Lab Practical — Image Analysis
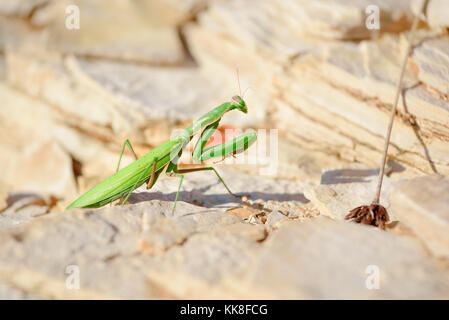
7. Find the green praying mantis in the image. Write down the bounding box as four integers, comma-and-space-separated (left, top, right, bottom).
67, 95, 257, 213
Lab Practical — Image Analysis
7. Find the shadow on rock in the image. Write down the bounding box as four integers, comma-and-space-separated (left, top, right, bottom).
128, 190, 308, 208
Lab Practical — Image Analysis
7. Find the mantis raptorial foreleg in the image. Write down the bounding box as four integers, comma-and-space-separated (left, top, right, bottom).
192, 118, 255, 162
168, 119, 255, 201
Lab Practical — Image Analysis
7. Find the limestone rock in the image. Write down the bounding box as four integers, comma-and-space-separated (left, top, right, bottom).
390, 175, 449, 259
412, 0, 449, 28
245, 218, 449, 299
0, 83, 126, 189
0, 204, 149, 299
0, 16, 36, 52
140, 201, 243, 255
275, 0, 413, 40
412, 38, 449, 94
265, 210, 289, 228
303, 169, 396, 221
0, 194, 55, 230
0, 55, 4, 81
0, 283, 41, 300
77, 59, 240, 125
146, 230, 263, 299
30, 0, 185, 65
0, 200, 265, 299
8, 140, 77, 200
276, 34, 449, 176
6, 49, 120, 129
0, 0, 47, 17
1, 0, 449, 300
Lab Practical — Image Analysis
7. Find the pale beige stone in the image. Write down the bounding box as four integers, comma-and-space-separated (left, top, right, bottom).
265, 210, 289, 228
31, 0, 184, 65
0, 203, 150, 299
303, 170, 397, 221
146, 230, 263, 299
0, 283, 41, 300
0, 201, 265, 299
226, 207, 256, 220
9, 140, 77, 199
412, 0, 449, 28
390, 175, 449, 259
0, 55, 4, 81
244, 218, 449, 299
277, 0, 413, 40
141, 202, 242, 255
276, 34, 449, 176
77, 59, 238, 125
0, 0, 47, 17
412, 38, 449, 94
0, 194, 53, 230
6, 49, 121, 129
0, 83, 126, 188
0, 16, 35, 52
210, 222, 267, 242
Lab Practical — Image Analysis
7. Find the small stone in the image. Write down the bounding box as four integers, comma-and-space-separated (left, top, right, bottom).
0, 194, 58, 230
8, 141, 77, 200
265, 210, 288, 228
304, 170, 396, 222
31, 0, 185, 65
390, 175, 449, 259
226, 207, 257, 219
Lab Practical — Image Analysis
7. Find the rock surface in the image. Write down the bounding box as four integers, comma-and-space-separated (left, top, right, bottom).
390, 175, 449, 259
245, 218, 449, 299
1, 0, 449, 299
303, 169, 397, 222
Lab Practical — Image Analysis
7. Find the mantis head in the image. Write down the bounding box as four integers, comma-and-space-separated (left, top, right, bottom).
231, 95, 247, 113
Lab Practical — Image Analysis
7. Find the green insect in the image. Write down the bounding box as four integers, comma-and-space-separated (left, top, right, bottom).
67, 95, 257, 213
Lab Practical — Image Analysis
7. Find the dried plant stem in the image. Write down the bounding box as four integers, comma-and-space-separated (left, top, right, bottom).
373, 0, 428, 204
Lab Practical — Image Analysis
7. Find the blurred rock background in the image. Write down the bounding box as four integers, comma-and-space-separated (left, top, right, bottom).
0, 0, 448, 299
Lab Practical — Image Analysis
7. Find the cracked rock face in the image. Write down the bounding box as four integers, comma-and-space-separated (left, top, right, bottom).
1, 0, 449, 299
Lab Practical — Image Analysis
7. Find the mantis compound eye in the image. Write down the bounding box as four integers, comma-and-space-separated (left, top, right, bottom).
232, 95, 246, 107
231, 95, 247, 113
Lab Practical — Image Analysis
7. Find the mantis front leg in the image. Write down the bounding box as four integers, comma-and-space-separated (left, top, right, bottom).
184, 119, 257, 197
192, 119, 257, 163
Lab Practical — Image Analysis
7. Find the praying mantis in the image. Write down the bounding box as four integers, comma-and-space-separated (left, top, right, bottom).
67, 95, 257, 213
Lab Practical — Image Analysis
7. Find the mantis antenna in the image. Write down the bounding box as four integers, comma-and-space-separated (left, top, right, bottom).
235, 68, 253, 99
236, 68, 242, 96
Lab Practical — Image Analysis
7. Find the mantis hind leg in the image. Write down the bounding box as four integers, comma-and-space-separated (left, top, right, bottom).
174, 166, 239, 198
164, 161, 186, 215
116, 139, 138, 173
172, 173, 184, 215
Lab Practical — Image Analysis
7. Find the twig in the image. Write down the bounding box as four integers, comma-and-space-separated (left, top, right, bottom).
373, 0, 428, 204
346, 0, 429, 230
